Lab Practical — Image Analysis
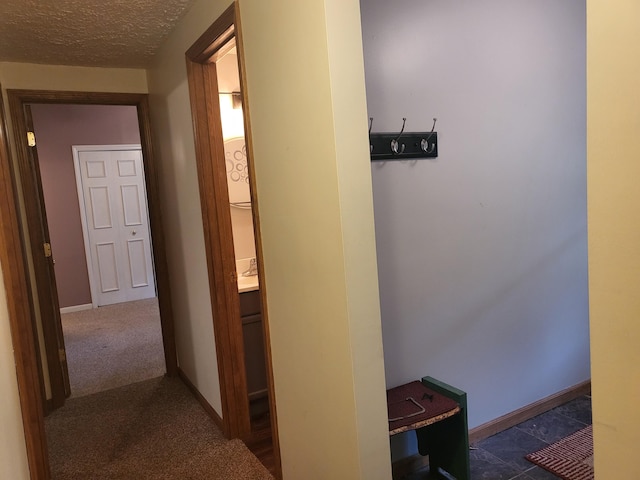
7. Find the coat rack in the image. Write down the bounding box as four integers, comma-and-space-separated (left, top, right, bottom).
369, 117, 438, 161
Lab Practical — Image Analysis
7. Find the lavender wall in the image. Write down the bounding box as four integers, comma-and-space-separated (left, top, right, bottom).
30, 104, 141, 308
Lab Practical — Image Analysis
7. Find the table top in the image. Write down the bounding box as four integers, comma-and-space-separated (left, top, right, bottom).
387, 381, 461, 435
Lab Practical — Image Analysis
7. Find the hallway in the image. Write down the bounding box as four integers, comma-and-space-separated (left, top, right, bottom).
45, 376, 272, 479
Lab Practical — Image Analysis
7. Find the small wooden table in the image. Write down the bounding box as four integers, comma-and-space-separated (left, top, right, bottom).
387, 377, 470, 480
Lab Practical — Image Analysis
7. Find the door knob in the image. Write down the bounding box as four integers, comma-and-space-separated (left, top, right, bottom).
132, 230, 137, 235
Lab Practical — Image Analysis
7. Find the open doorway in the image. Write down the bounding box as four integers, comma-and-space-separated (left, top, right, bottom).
185, 2, 280, 475
1, 89, 178, 476
29, 103, 166, 400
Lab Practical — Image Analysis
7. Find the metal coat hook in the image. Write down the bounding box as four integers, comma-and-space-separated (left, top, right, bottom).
369, 115, 438, 161
420, 118, 438, 154
391, 118, 407, 155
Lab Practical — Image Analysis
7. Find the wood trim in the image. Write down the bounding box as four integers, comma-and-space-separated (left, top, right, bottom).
2, 89, 178, 479
0, 86, 51, 478
391, 380, 591, 479
468, 379, 591, 443
234, 3, 281, 477
178, 368, 224, 430
185, 5, 251, 440
186, 3, 236, 63
9, 97, 69, 409
135, 96, 178, 377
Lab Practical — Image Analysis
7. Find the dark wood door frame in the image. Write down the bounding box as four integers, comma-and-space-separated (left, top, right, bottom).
185, 2, 280, 475
2, 89, 177, 478
18, 102, 70, 411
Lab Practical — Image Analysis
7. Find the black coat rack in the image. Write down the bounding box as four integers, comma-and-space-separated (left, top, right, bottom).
369, 118, 438, 161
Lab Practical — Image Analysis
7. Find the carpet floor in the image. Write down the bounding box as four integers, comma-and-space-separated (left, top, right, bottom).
46, 376, 273, 479
61, 298, 166, 397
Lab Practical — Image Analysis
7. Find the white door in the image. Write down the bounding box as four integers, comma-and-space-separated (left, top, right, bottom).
73, 145, 156, 307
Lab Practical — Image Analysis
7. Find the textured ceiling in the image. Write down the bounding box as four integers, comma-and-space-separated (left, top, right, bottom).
0, 0, 197, 68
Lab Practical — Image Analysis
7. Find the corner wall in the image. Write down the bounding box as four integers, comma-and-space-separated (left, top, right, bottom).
360, 0, 589, 458
240, 0, 390, 477
587, 1, 640, 477
148, 0, 391, 477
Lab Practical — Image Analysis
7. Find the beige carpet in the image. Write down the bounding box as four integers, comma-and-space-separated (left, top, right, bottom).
46, 376, 273, 479
61, 298, 166, 397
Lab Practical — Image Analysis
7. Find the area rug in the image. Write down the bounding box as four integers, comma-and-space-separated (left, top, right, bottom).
525, 425, 593, 480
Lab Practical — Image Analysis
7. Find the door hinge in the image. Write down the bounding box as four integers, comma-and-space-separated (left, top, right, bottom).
43, 242, 52, 258
27, 131, 36, 147
59, 349, 66, 362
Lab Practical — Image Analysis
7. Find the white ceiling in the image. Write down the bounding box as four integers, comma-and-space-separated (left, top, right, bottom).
0, 0, 197, 68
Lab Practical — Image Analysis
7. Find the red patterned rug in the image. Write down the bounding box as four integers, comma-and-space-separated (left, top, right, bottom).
526, 425, 593, 480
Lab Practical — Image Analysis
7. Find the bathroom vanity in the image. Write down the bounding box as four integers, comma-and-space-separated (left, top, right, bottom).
237, 262, 267, 404
240, 289, 267, 401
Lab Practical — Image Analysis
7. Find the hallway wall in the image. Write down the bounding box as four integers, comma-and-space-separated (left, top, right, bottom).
360, 0, 589, 460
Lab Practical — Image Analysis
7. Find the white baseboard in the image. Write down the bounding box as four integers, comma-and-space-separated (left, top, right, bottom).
60, 303, 93, 314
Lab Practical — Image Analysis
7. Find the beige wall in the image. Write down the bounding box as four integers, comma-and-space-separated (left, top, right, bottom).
0, 62, 147, 94
239, 0, 390, 477
588, 1, 640, 477
145, 1, 227, 416
147, 0, 391, 477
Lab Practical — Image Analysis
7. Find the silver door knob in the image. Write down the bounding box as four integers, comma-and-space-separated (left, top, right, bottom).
132, 230, 137, 235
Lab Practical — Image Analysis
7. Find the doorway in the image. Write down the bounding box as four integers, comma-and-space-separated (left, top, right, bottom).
28, 104, 164, 400
1, 89, 177, 477
185, 2, 280, 475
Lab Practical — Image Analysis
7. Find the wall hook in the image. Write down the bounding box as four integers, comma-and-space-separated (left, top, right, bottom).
369, 116, 438, 161
391, 117, 407, 155
369, 117, 374, 153
420, 118, 437, 154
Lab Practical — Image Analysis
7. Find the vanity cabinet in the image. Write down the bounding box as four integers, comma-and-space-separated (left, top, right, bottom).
239, 290, 267, 400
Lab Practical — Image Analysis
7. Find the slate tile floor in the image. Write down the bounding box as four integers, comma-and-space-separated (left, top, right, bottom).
402, 395, 592, 480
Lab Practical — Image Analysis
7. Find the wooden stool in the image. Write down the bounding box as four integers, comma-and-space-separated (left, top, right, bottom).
387, 376, 470, 480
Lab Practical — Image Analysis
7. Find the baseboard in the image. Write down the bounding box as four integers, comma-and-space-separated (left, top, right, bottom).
60, 303, 93, 314
468, 379, 591, 444
177, 368, 224, 431
391, 379, 591, 479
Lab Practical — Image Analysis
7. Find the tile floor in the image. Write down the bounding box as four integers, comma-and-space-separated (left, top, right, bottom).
403, 395, 592, 480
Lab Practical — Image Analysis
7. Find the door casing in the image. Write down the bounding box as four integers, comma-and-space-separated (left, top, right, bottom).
21, 102, 70, 410
2, 89, 177, 478
185, 2, 280, 476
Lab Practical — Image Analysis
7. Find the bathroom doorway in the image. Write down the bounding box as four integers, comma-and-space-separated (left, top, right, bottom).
185, 2, 279, 474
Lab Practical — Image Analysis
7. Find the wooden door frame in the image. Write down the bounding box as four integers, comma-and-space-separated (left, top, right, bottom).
15, 101, 69, 411
185, 2, 280, 474
1, 89, 177, 478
